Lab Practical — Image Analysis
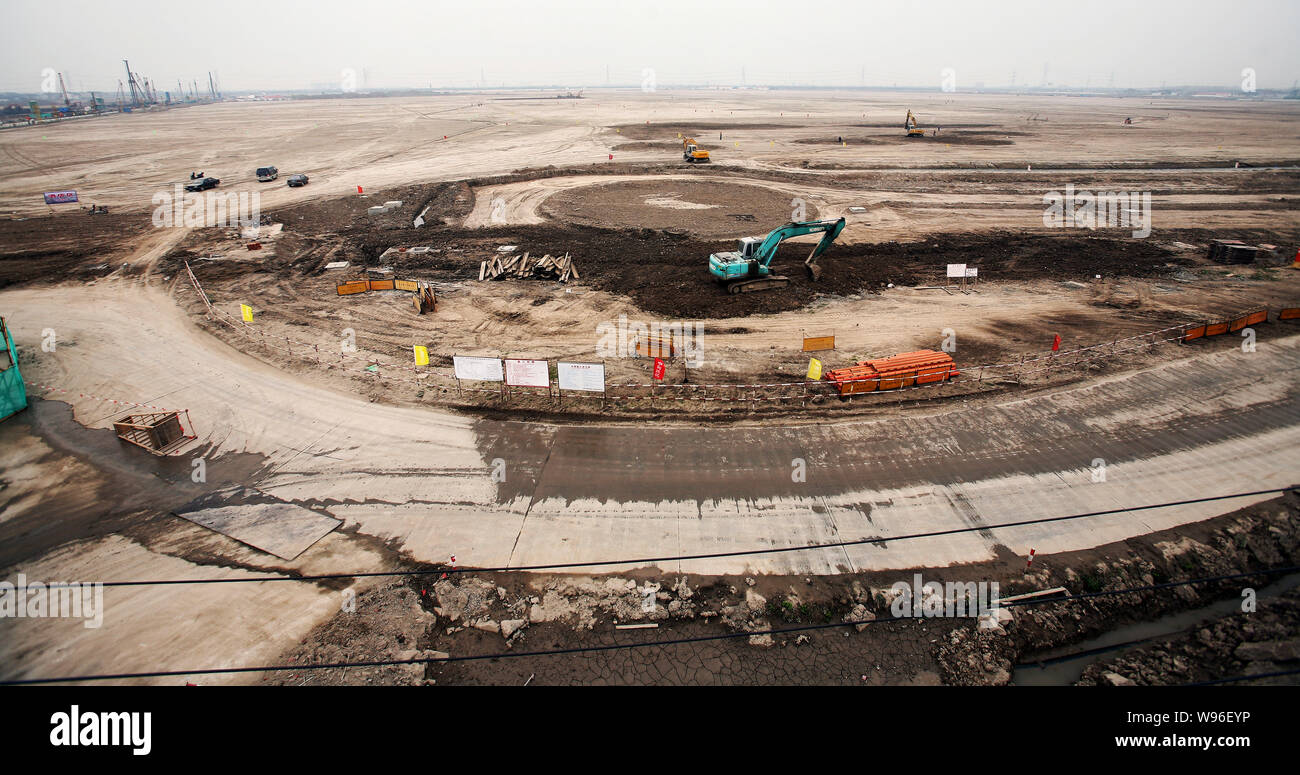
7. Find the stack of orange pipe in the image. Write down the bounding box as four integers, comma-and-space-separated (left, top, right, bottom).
824, 349, 959, 396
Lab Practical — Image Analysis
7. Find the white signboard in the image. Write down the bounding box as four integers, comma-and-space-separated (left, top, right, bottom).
946, 263, 967, 279
965, 267, 978, 278
453, 355, 503, 382
557, 361, 606, 393
505, 358, 550, 388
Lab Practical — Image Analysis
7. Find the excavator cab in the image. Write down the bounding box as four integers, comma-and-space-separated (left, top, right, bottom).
708, 218, 846, 293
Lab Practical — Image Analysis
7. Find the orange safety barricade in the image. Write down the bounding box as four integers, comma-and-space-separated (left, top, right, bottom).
337, 280, 369, 295
1204, 321, 1230, 337
1182, 324, 1207, 342
1280, 307, 1300, 321
803, 335, 835, 352
636, 336, 676, 359
395, 279, 418, 292
369, 279, 396, 291
1229, 309, 1268, 332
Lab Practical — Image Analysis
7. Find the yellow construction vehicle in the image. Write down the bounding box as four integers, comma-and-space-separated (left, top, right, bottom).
682, 137, 711, 163
905, 110, 925, 138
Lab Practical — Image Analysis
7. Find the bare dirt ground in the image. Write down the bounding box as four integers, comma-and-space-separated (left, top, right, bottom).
3, 90, 1299, 685
540, 179, 811, 236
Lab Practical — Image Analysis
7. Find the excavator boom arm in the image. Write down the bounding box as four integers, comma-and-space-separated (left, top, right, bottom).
754, 218, 847, 271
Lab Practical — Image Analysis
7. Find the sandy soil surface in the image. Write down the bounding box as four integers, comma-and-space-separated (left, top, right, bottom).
3, 90, 1299, 685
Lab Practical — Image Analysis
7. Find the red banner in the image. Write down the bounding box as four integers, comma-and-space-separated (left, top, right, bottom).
1052, 334, 1061, 352
652, 358, 666, 381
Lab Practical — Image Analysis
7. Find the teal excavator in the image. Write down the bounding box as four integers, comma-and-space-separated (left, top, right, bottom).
708, 217, 846, 293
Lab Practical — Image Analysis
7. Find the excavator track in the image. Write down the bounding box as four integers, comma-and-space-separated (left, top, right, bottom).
726, 275, 791, 294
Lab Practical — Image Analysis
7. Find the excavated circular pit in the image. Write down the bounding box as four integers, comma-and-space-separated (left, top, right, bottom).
540, 179, 819, 238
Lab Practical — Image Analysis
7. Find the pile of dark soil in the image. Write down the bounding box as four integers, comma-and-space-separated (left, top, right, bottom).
0, 212, 151, 287
850, 122, 1000, 129
272, 180, 473, 237
312, 224, 1185, 319
610, 122, 806, 140
793, 135, 885, 146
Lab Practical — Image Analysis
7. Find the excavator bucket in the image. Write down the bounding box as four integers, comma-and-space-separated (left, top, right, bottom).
805, 243, 825, 281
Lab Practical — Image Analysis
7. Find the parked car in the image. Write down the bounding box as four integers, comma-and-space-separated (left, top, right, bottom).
256, 166, 278, 182
286, 174, 309, 188
184, 177, 220, 192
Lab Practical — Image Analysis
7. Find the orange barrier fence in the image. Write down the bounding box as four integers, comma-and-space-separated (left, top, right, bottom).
1183, 307, 1273, 341
1280, 307, 1300, 321
337, 278, 421, 296
1230, 308, 1268, 332
635, 336, 676, 359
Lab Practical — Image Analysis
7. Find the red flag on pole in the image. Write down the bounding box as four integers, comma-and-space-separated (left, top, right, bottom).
1052, 334, 1061, 352
652, 358, 666, 381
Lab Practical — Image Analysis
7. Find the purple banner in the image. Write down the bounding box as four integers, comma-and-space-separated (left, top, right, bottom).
43, 191, 78, 205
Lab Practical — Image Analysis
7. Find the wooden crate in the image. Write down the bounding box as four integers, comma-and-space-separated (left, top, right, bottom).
113, 411, 190, 455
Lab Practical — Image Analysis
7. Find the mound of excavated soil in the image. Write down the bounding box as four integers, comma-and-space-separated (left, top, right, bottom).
540, 180, 817, 238
849, 122, 1001, 129
0, 212, 152, 287
254, 223, 1186, 320
792, 135, 886, 146
611, 141, 685, 152
610, 122, 807, 140
555, 229, 1182, 318
795, 130, 1027, 146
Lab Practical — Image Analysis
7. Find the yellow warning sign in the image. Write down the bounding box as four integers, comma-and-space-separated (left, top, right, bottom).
806, 358, 822, 381
803, 335, 835, 352
413, 345, 429, 366
240, 304, 253, 322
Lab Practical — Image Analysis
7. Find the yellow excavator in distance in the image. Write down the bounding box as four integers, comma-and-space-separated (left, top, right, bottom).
683, 137, 711, 163
905, 110, 925, 138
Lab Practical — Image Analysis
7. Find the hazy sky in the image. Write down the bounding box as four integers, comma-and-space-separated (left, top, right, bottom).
3, 0, 1298, 92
